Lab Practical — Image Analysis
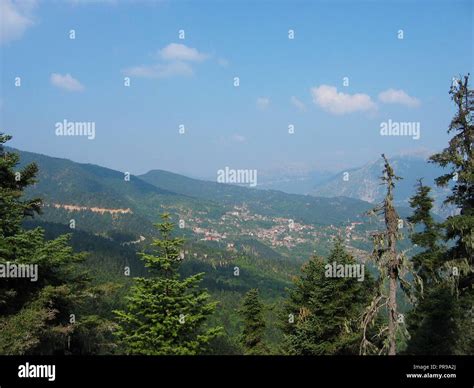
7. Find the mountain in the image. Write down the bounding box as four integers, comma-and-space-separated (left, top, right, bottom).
8, 146, 390, 265
12, 147, 222, 238
237, 169, 333, 195
139, 169, 372, 227
310, 155, 452, 217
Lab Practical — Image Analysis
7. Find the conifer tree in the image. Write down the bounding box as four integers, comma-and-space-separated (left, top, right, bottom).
405, 180, 458, 354
283, 239, 373, 355
0, 133, 108, 355
427, 74, 474, 354
429, 74, 473, 293
239, 288, 267, 355
114, 213, 221, 355
407, 179, 444, 286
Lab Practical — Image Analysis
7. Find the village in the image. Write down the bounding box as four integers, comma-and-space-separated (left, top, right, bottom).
182, 204, 370, 254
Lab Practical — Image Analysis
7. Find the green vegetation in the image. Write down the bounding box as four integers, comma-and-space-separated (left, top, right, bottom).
0, 134, 115, 355
238, 289, 268, 354
114, 214, 221, 355
282, 240, 375, 355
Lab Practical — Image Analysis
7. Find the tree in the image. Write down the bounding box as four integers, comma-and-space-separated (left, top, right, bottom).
427, 74, 474, 354
407, 179, 444, 286
361, 155, 411, 355
0, 134, 110, 355
239, 288, 267, 354
114, 213, 221, 355
283, 239, 373, 355
405, 180, 458, 354
429, 74, 473, 293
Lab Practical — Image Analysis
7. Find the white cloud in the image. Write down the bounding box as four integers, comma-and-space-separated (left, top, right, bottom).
159, 43, 208, 62
378, 88, 420, 107
123, 43, 208, 80
123, 61, 193, 79
311, 85, 376, 115
256, 97, 270, 110
0, 0, 37, 45
50, 73, 85, 92
290, 96, 306, 112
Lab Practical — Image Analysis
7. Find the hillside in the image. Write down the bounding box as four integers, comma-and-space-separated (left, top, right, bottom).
310, 155, 452, 217
140, 169, 373, 226
12, 147, 399, 263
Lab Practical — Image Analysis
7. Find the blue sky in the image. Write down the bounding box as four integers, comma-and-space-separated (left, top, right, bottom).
1, 0, 473, 177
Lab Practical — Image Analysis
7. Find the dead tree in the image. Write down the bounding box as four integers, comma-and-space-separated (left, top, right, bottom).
361, 154, 412, 355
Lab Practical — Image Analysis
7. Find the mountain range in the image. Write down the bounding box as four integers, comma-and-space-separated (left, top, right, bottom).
252, 155, 451, 218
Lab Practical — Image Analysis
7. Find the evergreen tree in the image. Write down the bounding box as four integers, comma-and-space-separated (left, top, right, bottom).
407, 179, 444, 286
283, 239, 373, 355
0, 134, 110, 355
429, 74, 473, 292
114, 213, 221, 355
428, 74, 474, 354
405, 180, 458, 354
239, 288, 267, 354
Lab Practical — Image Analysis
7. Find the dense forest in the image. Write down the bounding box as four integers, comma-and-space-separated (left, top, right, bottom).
0, 75, 472, 356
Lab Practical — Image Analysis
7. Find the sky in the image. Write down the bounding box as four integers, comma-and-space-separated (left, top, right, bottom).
1, 0, 473, 178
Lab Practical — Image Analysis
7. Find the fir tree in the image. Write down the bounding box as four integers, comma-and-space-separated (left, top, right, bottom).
114, 213, 221, 355
283, 239, 373, 355
0, 134, 110, 355
239, 288, 267, 355
429, 74, 473, 292
427, 74, 474, 354
405, 180, 458, 354
407, 179, 444, 286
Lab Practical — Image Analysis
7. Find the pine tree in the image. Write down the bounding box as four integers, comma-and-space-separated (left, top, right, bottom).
239, 288, 267, 355
0, 134, 41, 239
283, 239, 373, 355
427, 74, 474, 354
0, 134, 110, 355
405, 180, 459, 354
429, 74, 473, 292
407, 179, 444, 286
114, 213, 221, 355
361, 155, 411, 355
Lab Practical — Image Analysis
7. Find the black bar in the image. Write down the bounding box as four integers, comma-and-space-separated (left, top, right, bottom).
0, 356, 471, 387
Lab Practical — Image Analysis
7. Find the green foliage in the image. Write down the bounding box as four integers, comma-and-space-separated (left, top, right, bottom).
140, 169, 373, 227
407, 179, 445, 286
406, 284, 461, 355
429, 74, 473, 283
282, 239, 373, 355
114, 214, 222, 355
238, 289, 268, 354
406, 75, 474, 355
0, 134, 115, 355
405, 181, 460, 354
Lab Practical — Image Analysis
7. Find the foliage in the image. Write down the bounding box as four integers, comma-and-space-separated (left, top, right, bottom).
114, 213, 222, 355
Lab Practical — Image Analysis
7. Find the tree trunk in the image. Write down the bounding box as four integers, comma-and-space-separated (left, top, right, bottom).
388, 269, 397, 355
